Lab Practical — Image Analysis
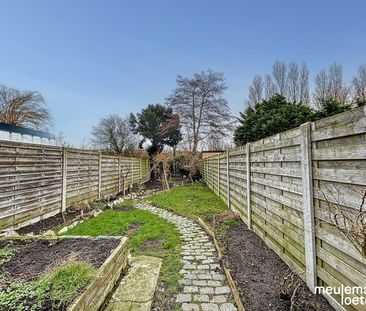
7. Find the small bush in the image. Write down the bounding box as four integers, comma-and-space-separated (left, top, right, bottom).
91, 201, 108, 210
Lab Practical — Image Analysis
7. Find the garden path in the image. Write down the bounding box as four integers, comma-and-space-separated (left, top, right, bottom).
135, 202, 237, 311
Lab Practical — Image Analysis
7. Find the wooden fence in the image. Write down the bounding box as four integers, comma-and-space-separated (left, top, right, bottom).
202, 106, 366, 311
0, 141, 149, 231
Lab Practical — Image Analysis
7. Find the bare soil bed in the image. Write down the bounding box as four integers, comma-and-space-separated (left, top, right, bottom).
0, 237, 119, 285
16, 179, 167, 236
221, 220, 333, 311
17, 209, 82, 235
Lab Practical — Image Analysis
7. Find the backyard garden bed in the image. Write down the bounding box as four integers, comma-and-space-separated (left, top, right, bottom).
17, 209, 83, 235
0, 236, 128, 311
148, 183, 335, 311
220, 219, 334, 311
64, 207, 182, 311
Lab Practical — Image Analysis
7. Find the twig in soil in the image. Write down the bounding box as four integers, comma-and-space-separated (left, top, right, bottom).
279, 270, 297, 300
290, 282, 300, 311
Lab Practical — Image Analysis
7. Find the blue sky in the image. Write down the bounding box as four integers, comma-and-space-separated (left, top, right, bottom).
0, 0, 365, 145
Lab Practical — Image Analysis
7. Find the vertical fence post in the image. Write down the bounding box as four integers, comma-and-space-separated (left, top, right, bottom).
300, 122, 317, 293
205, 159, 208, 182
61, 147, 67, 212
98, 152, 102, 199
140, 158, 142, 182
246, 143, 252, 229
130, 157, 134, 186
118, 156, 121, 193
226, 151, 231, 209
217, 154, 220, 197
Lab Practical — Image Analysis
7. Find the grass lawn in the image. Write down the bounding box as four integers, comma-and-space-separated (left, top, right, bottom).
65, 209, 182, 310
148, 182, 243, 250
147, 182, 228, 222
63, 183, 240, 310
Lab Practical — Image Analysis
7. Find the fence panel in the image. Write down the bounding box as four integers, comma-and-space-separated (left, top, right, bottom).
0, 141, 149, 231
311, 109, 366, 310
202, 106, 366, 311
66, 149, 99, 204
0, 142, 63, 229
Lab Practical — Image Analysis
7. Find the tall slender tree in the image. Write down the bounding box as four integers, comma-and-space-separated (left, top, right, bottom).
247, 75, 264, 106
272, 61, 287, 96
166, 69, 233, 154
352, 64, 366, 106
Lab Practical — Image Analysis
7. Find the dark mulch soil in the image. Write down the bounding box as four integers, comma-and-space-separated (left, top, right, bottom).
144, 178, 164, 191
0, 237, 119, 285
223, 221, 334, 311
17, 209, 82, 235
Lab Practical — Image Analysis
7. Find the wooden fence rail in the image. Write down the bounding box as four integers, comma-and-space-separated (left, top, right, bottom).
202, 106, 366, 311
0, 141, 149, 231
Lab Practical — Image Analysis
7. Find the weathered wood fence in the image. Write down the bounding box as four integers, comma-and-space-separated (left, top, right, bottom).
202, 106, 366, 311
0, 141, 149, 231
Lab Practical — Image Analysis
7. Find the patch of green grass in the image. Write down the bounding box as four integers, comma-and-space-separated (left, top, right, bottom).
148, 183, 243, 257
0, 260, 95, 311
148, 182, 228, 222
65, 209, 182, 310
0, 247, 17, 266
42, 260, 95, 308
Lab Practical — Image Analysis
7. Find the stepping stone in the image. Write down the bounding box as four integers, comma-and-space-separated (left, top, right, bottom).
105, 256, 162, 311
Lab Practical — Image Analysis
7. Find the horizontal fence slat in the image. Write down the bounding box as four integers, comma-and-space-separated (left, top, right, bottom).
202, 106, 366, 311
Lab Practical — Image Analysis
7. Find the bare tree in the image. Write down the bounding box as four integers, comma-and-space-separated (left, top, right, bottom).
328, 62, 348, 103
314, 63, 349, 107
247, 75, 264, 106
287, 62, 299, 103
287, 62, 310, 104
272, 61, 288, 96
299, 63, 310, 105
166, 69, 233, 154
352, 64, 366, 105
264, 74, 277, 99
0, 84, 52, 130
314, 69, 329, 108
91, 114, 137, 155
246, 62, 309, 105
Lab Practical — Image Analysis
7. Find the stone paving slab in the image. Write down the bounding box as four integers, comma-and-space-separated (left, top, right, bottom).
105, 255, 162, 311
135, 203, 237, 311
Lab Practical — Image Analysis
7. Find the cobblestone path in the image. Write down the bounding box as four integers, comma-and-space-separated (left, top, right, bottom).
135, 202, 237, 311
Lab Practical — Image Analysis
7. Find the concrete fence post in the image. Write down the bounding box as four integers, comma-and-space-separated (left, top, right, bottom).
98, 152, 102, 199
130, 157, 134, 186
226, 151, 231, 209
300, 122, 317, 293
118, 156, 121, 193
217, 154, 220, 197
61, 147, 67, 212
140, 158, 142, 182
206, 160, 208, 181
246, 143, 252, 229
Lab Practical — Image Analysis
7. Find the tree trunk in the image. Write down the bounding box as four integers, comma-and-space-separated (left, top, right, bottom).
173, 145, 177, 174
